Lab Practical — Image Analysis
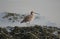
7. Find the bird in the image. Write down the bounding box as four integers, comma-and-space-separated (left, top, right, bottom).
21, 11, 38, 24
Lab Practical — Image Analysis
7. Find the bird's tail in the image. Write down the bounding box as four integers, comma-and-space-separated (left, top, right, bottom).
21, 21, 24, 23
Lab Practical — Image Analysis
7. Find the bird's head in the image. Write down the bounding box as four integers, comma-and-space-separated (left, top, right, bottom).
31, 11, 40, 15
31, 11, 34, 15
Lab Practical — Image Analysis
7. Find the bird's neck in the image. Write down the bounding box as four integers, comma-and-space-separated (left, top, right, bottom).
31, 14, 34, 15
31, 12, 34, 15
31, 14, 34, 16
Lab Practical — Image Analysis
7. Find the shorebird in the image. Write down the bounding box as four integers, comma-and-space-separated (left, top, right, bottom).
21, 11, 39, 24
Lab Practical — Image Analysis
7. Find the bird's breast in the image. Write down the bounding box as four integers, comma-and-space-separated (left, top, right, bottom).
29, 15, 35, 22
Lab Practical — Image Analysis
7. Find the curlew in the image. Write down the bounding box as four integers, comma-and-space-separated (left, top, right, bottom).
21, 11, 39, 24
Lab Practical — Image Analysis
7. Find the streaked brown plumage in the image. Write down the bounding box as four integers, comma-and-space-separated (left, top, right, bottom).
21, 11, 35, 23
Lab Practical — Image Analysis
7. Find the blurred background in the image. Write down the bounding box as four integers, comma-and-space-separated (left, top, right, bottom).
0, 0, 60, 27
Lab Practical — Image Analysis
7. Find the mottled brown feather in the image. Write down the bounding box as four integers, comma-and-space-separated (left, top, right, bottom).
21, 14, 34, 23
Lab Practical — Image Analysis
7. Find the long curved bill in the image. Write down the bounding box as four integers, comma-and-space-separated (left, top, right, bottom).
35, 13, 40, 15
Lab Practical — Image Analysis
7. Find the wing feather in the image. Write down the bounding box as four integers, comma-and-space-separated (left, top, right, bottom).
21, 15, 33, 23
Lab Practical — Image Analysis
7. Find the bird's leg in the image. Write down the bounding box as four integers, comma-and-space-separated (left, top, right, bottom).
29, 21, 31, 25
26, 22, 29, 27
26, 22, 30, 27
29, 21, 30, 24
